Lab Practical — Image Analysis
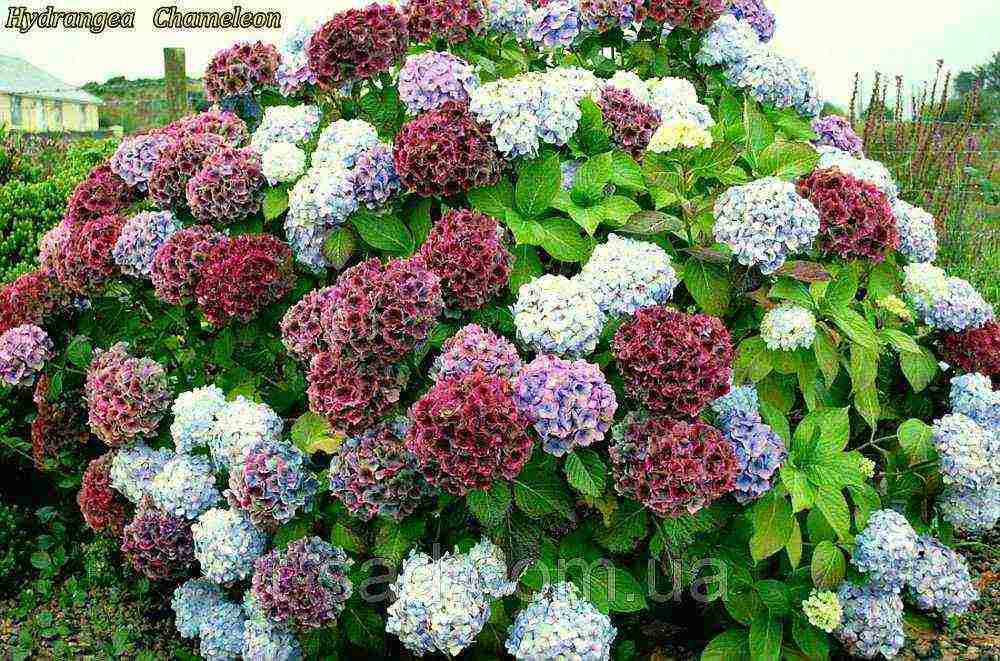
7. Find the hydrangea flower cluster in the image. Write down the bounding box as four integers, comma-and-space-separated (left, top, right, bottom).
505, 581, 617, 660
713, 177, 821, 274
727, 0, 775, 41
151, 225, 228, 304
159, 110, 248, 145
251, 536, 353, 629
940, 321, 1000, 380
0, 323, 52, 387
386, 539, 515, 657
891, 199, 939, 263
834, 583, 905, 660
0, 270, 67, 334
113, 211, 181, 279
939, 484, 1000, 532
431, 324, 523, 382
226, 440, 318, 529
403, 0, 482, 43
313, 119, 380, 170
209, 396, 284, 470
725, 49, 823, 117
513, 354, 617, 456
151, 453, 222, 520
64, 163, 140, 226
760, 304, 817, 351
647, 117, 714, 152
816, 146, 899, 200
172, 578, 224, 638
52, 214, 126, 295
908, 535, 979, 617
802, 590, 842, 633
850, 509, 918, 592
903, 263, 994, 332
121, 500, 196, 580
77, 453, 128, 535
199, 600, 248, 661
711, 384, 759, 430
273, 16, 328, 95
307, 348, 408, 434
796, 168, 899, 262
575, 234, 678, 316
279, 287, 337, 363
811, 115, 863, 155
191, 507, 267, 584
696, 15, 760, 68
149, 133, 227, 211
417, 209, 512, 310
394, 101, 502, 196
527, 0, 581, 48
613, 306, 733, 419
170, 385, 227, 454
243, 612, 303, 661
514, 275, 605, 357
32, 373, 90, 470
610, 413, 738, 517
249, 105, 322, 154
328, 418, 431, 521
349, 144, 402, 209
579, 0, 644, 32
203, 41, 279, 102
261, 142, 306, 185
110, 133, 175, 191
951, 372, 1000, 430
645, 0, 725, 29
719, 408, 786, 503
306, 4, 409, 90
195, 235, 295, 325
932, 413, 998, 491
597, 87, 662, 157
85, 342, 171, 447
186, 146, 266, 225
285, 163, 357, 270
109, 443, 172, 504
406, 370, 533, 495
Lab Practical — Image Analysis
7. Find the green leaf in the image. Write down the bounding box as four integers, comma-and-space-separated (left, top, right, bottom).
743, 96, 776, 155
854, 384, 880, 430
813, 327, 840, 387
290, 412, 342, 455
504, 209, 543, 246
66, 336, 93, 368
896, 419, 935, 466
702, 629, 750, 661
786, 519, 803, 569
567, 203, 605, 235
509, 245, 544, 294
468, 180, 515, 218
848, 345, 878, 390
749, 492, 794, 561
881, 329, 922, 355
769, 278, 815, 309
775, 261, 831, 283
793, 615, 831, 661
824, 269, 859, 311
683, 259, 731, 316
30, 550, 51, 570
580, 564, 647, 613
322, 226, 357, 270
467, 482, 512, 528
733, 337, 774, 383
829, 308, 881, 350
565, 449, 607, 497
594, 500, 648, 553
343, 606, 385, 650
749, 615, 783, 661
597, 195, 642, 227
329, 523, 365, 554
350, 209, 413, 254
516, 155, 562, 218
757, 140, 819, 180
756, 579, 792, 614
373, 518, 426, 566
781, 466, 816, 512
814, 487, 852, 542
610, 151, 645, 190
810, 540, 845, 588
263, 187, 289, 221
408, 199, 433, 247
572, 152, 614, 203
358, 85, 405, 138
513, 462, 573, 519
536, 217, 593, 262
617, 210, 683, 235
900, 347, 938, 393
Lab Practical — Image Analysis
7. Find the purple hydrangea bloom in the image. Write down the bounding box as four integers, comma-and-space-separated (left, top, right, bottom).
834, 582, 905, 659
113, 211, 181, 279
0, 323, 53, 387
811, 115, 863, 155
349, 143, 402, 209
431, 324, 523, 382
398, 51, 480, 115
851, 509, 918, 592
226, 439, 318, 529
726, 0, 775, 41
908, 535, 979, 617
720, 409, 786, 503
513, 354, 617, 456
711, 385, 759, 431
527, 0, 581, 48
110, 132, 175, 190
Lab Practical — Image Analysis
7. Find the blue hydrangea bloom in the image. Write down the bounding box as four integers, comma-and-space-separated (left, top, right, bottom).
527, 0, 581, 48
696, 14, 760, 69
711, 385, 760, 431
199, 600, 247, 661
513, 274, 605, 358
932, 413, 998, 491
482, 0, 530, 35
713, 177, 821, 273
834, 582, 905, 660
892, 199, 938, 263
903, 263, 994, 332
113, 211, 181, 279
760, 304, 817, 351
908, 535, 979, 617
398, 51, 480, 115
725, 49, 823, 118
171, 385, 227, 454
646, 77, 714, 127
574, 234, 679, 316
243, 593, 303, 661
312, 120, 381, 170
171, 578, 223, 639
274, 16, 330, 95
950, 372, 1000, 431
110, 444, 172, 504
560, 160, 582, 190
721, 409, 786, 503
505, 581, 617, 660
350, 144, 401, 209
851, 509, 918, 592
727, 0, 776, 42
939, 484, 1000, 532
150, 453, 221, 520
286, 163, 358, 271
431, 323, 523, 382
191, 507, 267, 584
816, 146, 899, 200
209, 396, 285, 471
250, 105, 322, 153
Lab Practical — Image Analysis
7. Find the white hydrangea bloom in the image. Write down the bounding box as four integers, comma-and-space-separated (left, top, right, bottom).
109, 444, 172, 504
171, 385, 227, 454
150, 453, 221, 520
209, 396, 284, 470
191, 507, 267, 584
513, 274, 605, 357
261, 142, 307, 185
760, 305, 817, 351
574, 234, 678, 316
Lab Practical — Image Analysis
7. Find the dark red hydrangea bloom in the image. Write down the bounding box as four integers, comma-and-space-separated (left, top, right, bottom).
403, 0, 482, 43
77, 453, 127, 536
405, 370, 533, 495
796, 168, 899, 262
251, 536, 353, 629
320, 257, 444, 363
613, 306, 733, 419
204, 41, 280, 102
186, 146, 265, 225
120, 500, 196, 580
307, 349, 408, 435
307, 4, 409, 90
393, 101, 501, 197
644, 0, 726, 29
64, 163, 141, 226
148, 133, 226, 210
597, 87, 662, 159
160, 110, 248, 146
609, 413, 738, 517
280, 286, 338, 363
417, 209, 513, 310
940, 321, 1000, 382
52, 214, 125, 295
32, 374, 88, 470
0, 270, 67, 334
150, 225, 228, 305
195, 235, 295, 325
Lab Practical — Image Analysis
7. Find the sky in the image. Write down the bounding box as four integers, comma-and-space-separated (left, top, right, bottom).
1, 0, 997, 107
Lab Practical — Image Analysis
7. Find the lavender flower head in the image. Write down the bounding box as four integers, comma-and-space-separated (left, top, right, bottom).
727, 0, 775, 41
198, 600, 247, 661
574, 234, 679, 316
696, 14, 760, 69
513, 274, 605, 358
110, 132, 175, 190
171, 385, 227, 454
950, 372, 1000, 431
249, 104, 322, 153
513, 354, 617, 456
811, 115, 863, 155
191, 507, 267, 584
903, 263, 994, 332
286, 163, 358, 270
720, 408, 786, 503
209, 396, 284, 470
431, 324, 523, 382
711, 384, 759, 431
760, 304, 817, 351
0, 323, 53, 387
834, 582, 905, 660
851, 509, 918, 592
939, 484, 1000, 532
892, 199, 939, 263
527, 0, 581, 48
172, 577, 224, 638
274, 16, 327, 95
931, 413, 999, 492
908, 535, 979, 617
713, 177, 821, 273
816, 146, 899, 200
482, 0, 530, 35
150, 453, 222, 520
398, 51, 480, 115
349, 143, 402, 209
109, 444, 172, 504
226, 439, 318, 529
313, 119, 381, 170
505, 581, 617, 660
725, 50, 823, 118
261, 142, 307, 185
113, 211, 181, 279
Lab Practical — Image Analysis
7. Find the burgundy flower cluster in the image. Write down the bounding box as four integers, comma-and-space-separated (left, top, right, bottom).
77, 453, 128, 536
417, 209, 513, 310
52, 214, 126, 295
185, 146, 266, 225
121, 500, 196, 580
64, 163, 140, 226
148, 133, 227, 210
32, 373, 88, 470
195, 235, 295, 325
404, 0, 483, 43
85, 342, 172, 447
0, 270, 67, 334
203, 41, 280, 102
159, 110, 248, 146
597, 88, 661, 159
307, 4, 409, 90
644, 0, 727, 29
609, 413, 738, 517
393, 101, 502, 197
405, 370, 533, 495
940, 321, 1000, 382
796, 168, 899, 262
613, 306, 733, 419
280, 286, 337, 363
151, 225, 228, 305
307, 348, 409, 435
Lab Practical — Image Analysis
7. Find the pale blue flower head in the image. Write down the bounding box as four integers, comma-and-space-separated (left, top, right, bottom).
712, 385, 760, 431
513, 274, 605, 358
312, 119, 381, 170
696, 14, 761, 69
198, 600, 247, 661
574, 234, 679, 316
721, 408, 786, 503
171, 578, 224, 639
903, 263, 994, 332
950, 372, 1000, 431
209, 396, 284, 471
932, 412, 999, 492
110, 444, 172, 504
286, 163, 358, 270
939, 483, 1000, 532
150, 453, 221, 520
725, 49, 823, 118
113, 211, 181, 279
834, 582, 905, 660
191, 507, 267, 584
892, 199, 938, 263
760, 304, 816, 351
527, 0, 581, 48
171, 385, 227, 454
482, 0, 530, 35
908, 535, 979, 617
505, 581, 616, 660
250, 105, 322, 153
851, 509, 918, 592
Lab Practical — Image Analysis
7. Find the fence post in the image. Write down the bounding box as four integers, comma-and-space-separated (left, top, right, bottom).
164, 47, 188, 122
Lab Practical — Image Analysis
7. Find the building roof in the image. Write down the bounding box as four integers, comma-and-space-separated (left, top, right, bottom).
0, 55, 104, 105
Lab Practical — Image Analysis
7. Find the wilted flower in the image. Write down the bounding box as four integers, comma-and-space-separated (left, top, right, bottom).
720, 408, 786, 502
811, 115, 863, 155
514, 275, 605, 357
170, 385, 228, 454
77, 453, 128, 535
431, 324, 523, 382
113, 211, 181, 279
280, 287, 338, 363
802, 589, 842, 633
226, 439, 318, 529
172, 578, 224, 638
505, 581, 617, 660
761, 304, 817, 351
210, 396, 284, 470
110, 133, 175, 191
186, 146, 266, 225
109, 443, 172, 504
121, 499, 196, 580
191, 507, 267, 584
851, 509, 918, 592
307, 4, 409, 89
85, 342, 171, 447
892, 199, 939, 263
150, 453, 222, 520
151, 225, 228, 305
908, 535, 979, 617
0, 323, 52, 387
834, 582, 905, 660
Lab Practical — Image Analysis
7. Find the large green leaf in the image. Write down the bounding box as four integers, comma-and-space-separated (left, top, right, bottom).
572, 152, 614, 203
900, 347, 938, 393
896, 419, 936, 466
467, 482, 513, 528
683, 258, 731, 316
322, 226, 356, 270
757, 141, 819, 180
565, 448, 607, 497
513, 462, 573, 519
749, 492, 794, 560
469, 180, 515, 218
516, 155, 562, 218
350, 210, 413, 254
536, 217, 593, 262
290, 412, 341, 455
593, 500, 648, 553
810, 540, 845, 588
263, 187, 289, 221
702, 629, 750, 661
749, 615, 783, 661
509, 245, 544, 294
610, 151, 645, 190
733, 337, 774, 383
814, 486, 852, 542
